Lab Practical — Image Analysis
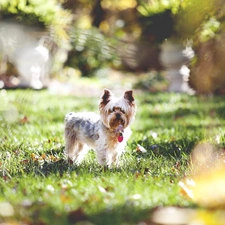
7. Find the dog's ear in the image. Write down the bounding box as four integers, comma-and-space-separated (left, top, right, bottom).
100, 89, 112, 106
124, 90, 134, 103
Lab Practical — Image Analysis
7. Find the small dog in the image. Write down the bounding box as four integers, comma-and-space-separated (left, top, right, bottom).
64, 89, 136, 167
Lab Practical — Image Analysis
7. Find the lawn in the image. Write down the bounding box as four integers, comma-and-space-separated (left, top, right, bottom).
1, 89, 225, 225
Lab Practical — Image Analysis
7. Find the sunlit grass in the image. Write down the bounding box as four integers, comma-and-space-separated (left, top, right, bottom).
1, 89, 225, 224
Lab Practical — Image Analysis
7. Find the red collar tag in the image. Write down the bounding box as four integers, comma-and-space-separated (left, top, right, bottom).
118, 133, 123, 142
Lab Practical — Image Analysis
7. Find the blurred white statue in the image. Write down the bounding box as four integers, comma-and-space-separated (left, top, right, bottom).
0, 22, 51, 89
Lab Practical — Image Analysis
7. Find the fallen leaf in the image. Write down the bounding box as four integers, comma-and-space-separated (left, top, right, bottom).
0, 202, 14, 217
21, 159, 29, 164
179, 179, 195, 199
68, 208, 88, 223
20, 116, 29, 124
31, 153, 38, 161
130, 194, 141, 200
41, 153, 46, 159
134, 170, 142, 179
179, 143, 225, 208
98, 186, 106, 193
60, 194, 71, 203
136, 144, 147, 153
151, 206, 194, 225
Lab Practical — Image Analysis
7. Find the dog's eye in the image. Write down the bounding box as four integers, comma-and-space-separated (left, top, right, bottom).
120, 109, 125, 114
108, 108, 113, 113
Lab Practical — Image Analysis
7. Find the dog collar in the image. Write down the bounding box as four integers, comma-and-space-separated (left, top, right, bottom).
102, 124, 124, 142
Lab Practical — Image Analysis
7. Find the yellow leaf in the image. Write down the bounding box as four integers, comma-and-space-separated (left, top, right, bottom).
180, 143, 225, 208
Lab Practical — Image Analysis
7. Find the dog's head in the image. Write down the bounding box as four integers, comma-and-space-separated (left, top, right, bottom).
99, 89, 136, 130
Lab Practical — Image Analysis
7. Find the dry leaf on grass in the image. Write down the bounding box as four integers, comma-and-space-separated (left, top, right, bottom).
179, 143, 225, 208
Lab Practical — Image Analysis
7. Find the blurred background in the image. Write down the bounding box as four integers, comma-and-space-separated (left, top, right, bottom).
1, 0, 225, 95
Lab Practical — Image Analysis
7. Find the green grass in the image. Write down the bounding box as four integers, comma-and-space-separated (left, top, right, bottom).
1, 89, 225, 224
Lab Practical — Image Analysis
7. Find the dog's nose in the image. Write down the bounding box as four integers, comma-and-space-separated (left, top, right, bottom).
116, 113, 121, 119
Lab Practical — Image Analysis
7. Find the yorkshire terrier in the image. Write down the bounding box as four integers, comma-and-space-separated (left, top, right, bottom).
64, 89, 136, 167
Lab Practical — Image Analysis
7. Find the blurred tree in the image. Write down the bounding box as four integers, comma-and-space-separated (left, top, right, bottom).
137, 0, 225, 94
91, 0, 105, 27
0, 0, 72, 48
2, 0, 224, 90
138, 9, 174, 43
65, 28, 118, 76
63, 0, 148, 74
0, 0, 72, 84
189, 0, 225, 94
137, 0, 179, 43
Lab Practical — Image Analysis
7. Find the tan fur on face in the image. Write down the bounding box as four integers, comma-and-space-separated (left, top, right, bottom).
99, 89, 136, 130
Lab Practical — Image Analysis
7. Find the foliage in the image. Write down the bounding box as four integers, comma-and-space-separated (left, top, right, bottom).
66, 28, 119, 76
101, 0, 137, 11
133, 71, 168, 92
175, 0, 220, 42
0, 0, 72, 48
136, 0, 179, 42
137, 0, 222, 43
137, 0, 180, 16
199, 17, 221, 43
1, 89, 225, 224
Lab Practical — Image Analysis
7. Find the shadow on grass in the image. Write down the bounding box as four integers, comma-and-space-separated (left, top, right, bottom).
135, 133, 202, 158
89, 204, 151, 225
0, 133, 198, 178
11, 199, 152, 225
215, 103, 225, 120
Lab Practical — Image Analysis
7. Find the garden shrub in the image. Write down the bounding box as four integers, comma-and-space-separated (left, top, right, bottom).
65, 28, 119, 76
